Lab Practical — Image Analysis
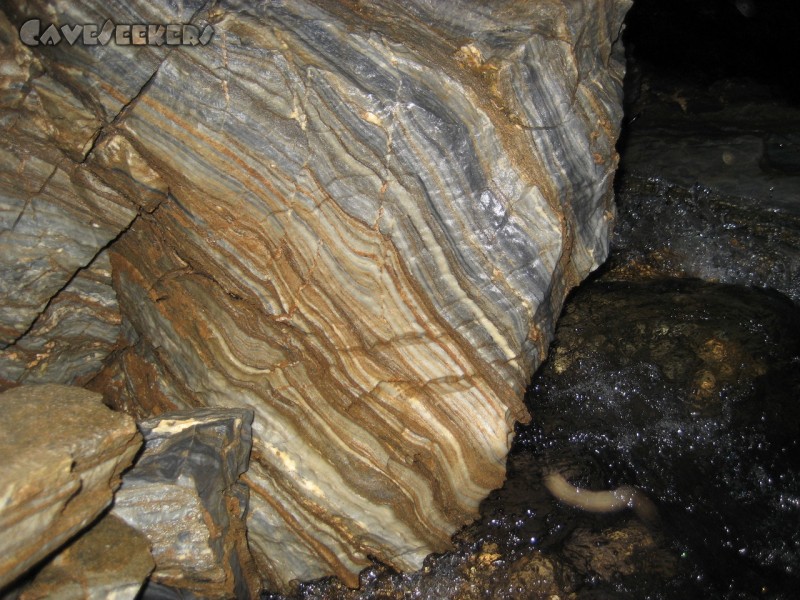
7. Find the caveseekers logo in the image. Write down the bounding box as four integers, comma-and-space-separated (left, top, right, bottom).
19, 19, 214, 47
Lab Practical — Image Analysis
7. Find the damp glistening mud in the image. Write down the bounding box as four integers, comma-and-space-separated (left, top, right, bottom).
265, 277, 800, 600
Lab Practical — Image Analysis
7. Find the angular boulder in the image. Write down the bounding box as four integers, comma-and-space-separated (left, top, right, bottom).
17, 514, 155, 600
0, 384, 141, 590
112, 409, 257, 599
1, 0, 631, 591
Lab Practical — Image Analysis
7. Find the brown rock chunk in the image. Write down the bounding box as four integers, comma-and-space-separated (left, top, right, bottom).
0, 384, 141, 590
563, 522, 678, 582
17, 514, 155, 600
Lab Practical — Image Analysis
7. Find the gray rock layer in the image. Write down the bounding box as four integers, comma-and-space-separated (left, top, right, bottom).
112, 408, 257, 599
0, 8, 165, 386
0, 251, 122, 388
1, 0, 630, 591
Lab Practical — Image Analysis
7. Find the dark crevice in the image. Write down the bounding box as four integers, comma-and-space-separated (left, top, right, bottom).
79, 57, 166, 165
2, 208, 144, 351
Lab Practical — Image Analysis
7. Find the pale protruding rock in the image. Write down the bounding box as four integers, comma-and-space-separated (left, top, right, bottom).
112, 408, 258, 599
17, 514, 155, 600
0, 384, 141, 590
1, 0, 631, 591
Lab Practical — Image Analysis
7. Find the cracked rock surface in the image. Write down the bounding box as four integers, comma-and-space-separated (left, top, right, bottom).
0, 6, 168, 386
1, 0, 630, 592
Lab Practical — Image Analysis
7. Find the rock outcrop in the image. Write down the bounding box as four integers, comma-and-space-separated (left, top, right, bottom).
1, 0, 631, 591
112, 408, 257, 599
0, 384, 141, 590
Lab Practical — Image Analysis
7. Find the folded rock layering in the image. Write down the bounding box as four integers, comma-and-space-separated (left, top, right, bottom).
0, 0, 630, 591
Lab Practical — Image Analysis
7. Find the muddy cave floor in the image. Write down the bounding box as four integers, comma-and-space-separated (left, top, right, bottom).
263, 74, 800, 600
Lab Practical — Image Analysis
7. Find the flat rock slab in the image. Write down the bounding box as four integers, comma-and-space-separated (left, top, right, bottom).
0, 384, 141, 590
17, 513, 155, 600
112, 408, 256, 599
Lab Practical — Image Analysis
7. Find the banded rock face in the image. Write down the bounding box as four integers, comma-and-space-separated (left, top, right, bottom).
0, 7, 167, 388
0, 251, 122, 388
1, 0, 630, 592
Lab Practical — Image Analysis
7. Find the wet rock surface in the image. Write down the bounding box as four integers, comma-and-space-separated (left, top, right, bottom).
608, 0, 800, 303
112, 408, 257, 599
609, 173, 800, 303
264, 277, 800, 599
17, 514, 154, 600
526, 277, 800, 597
0, 384, 141, 591
609, 95, 800, 302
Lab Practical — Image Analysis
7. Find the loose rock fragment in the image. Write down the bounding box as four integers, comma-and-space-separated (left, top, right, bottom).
0, 384, 141, 590
112, 408, 257, 599
17, 514, 155, 600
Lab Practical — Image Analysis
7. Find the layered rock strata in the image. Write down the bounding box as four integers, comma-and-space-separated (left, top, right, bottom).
0, 384, 141, 590
112, 408, 257, 599
0, 251, 121, 388
1, 0, 630, 591
0, 7, 166, 389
